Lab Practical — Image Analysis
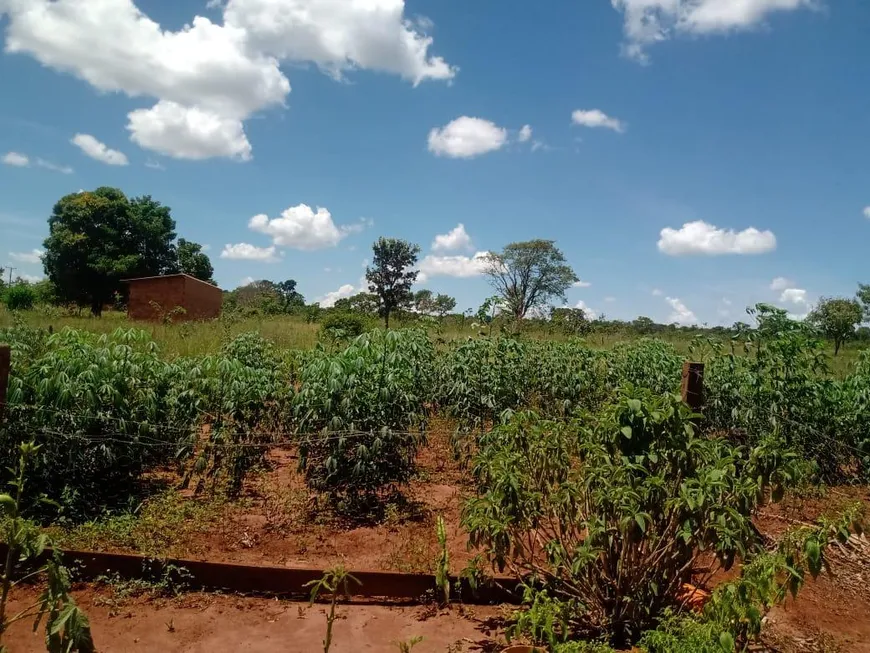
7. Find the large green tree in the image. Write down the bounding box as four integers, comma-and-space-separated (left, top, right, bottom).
483, 239, 578, 320
334, 292, 380, 315
176, 238, 214, 283
43, 188, 178, 315
807, 296, 863, 355
365, 237, 420, 328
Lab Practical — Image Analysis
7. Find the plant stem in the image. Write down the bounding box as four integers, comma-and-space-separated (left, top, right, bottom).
0, 451, 26, 643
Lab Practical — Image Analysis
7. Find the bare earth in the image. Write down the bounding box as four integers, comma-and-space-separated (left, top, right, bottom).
8, 431, 870, 652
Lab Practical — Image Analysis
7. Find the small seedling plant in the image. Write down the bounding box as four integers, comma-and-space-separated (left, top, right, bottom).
304, 565, 361, 653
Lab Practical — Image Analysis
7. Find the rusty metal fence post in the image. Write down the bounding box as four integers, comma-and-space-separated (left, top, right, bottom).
0, 344, 9, 422
681, 361, 704, 413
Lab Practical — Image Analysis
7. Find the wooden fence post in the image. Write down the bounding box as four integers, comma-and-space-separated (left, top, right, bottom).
0, 344, 9, 422
681, 361, 704, 412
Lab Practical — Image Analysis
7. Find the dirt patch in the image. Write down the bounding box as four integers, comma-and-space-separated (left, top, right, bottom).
179, 428, 480, 574
2, 585, 507, 653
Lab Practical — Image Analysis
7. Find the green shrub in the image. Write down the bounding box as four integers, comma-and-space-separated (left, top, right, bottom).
293, 329, 434, 509
2, 284, 36, 310
319, 312, 369, 342
463, 390, 803, 646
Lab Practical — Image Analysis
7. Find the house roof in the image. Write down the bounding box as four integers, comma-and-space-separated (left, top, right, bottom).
123, 273, 220, 290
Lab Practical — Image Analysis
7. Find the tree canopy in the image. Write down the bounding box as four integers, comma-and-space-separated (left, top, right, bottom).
41, 187, 209, 315
365, 237, 420, 327
225, 279, 305, 315
43, 188, 178, 315
808, 296, 863, 355
176, 238, 214, 283
483, 239, 578, 320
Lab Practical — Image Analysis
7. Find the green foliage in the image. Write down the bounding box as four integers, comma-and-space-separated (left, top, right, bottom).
305, 565, 361, 653
175, 239, 214, 283
1, 327, 183, 519
638, 612, 727, 653
2, 284, 36, 311
0, 443, 94, 653
434, 515, 450, 605
224, 279, 304, 316
550, 307, 590, 336
463, 391, 803, 646
319, 312, 369, 343
438, 337, 530, 439
1, 326, 289, 518
294, 329, 433, 507
43, 189, 179, 316
808, 296, 863, 355
482, 239, 578, 320
365, 237, 420, 328
703, 304, 870, 482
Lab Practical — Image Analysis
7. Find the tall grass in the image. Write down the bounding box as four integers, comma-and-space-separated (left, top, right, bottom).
1, 305, 865, 374
0, 307, 319, 357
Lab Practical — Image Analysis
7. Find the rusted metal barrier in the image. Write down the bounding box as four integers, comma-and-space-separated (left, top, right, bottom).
5, 545, 519, 605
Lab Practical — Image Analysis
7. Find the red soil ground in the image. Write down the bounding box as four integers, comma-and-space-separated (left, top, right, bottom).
9, 432, 870, 651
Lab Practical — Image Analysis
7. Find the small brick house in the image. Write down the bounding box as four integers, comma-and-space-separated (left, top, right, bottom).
125, 273, 222, 322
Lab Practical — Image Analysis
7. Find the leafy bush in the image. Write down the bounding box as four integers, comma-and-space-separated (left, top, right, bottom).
437, 337, 530, 436
2, 327, 182, 520
2, 284, 36, 310
319, 312, 369, 343
0, 326, 291, 519
463, 390, 803, 646
293, 329, 434, 508
702, 304, 870, 482
604, 339, 683, 395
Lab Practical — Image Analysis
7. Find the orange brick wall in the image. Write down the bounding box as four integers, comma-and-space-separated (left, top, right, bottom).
181, 276, 223, 320
127, 275, 221, 321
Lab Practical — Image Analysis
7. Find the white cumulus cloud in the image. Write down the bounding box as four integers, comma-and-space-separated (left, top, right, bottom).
318, 283, 356, 308
0, 0, 453, 160
418, 251, 488, 279
248, 203, 363, 250
9, 249, 44, 264
428, 116, 508, 159
611, 0, 814, 63
432, 223, 473, 252
128, 101, 252, 161
2, 151, 29, 167
220, 242, 280, 261
71, 133, 129, 165
571, 109, 625, 133
770, 276, 793, 291
572, 279, 592, 288
666, 296, 698, 325
863, 206, 870, 219
223, 0, 456, 85
658, 220, 776, 256
780, 288, 808, 306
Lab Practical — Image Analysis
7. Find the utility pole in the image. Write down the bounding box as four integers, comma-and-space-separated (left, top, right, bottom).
6, 267, 16, 285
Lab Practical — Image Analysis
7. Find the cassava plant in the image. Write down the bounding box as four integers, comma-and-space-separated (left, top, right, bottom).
434, 515, 450, 606
294, 329, 434, 512
0, 443, 94, 653
463, 389, 804, 647
304, 565, 361, 653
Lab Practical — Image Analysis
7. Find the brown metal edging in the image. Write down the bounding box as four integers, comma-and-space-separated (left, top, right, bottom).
39, 547, 520, 605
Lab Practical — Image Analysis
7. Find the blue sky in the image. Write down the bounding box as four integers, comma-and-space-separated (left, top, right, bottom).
1, 0, 869, 325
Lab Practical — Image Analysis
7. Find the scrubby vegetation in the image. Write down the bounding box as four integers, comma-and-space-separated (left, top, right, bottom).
1, 300, 869, 650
